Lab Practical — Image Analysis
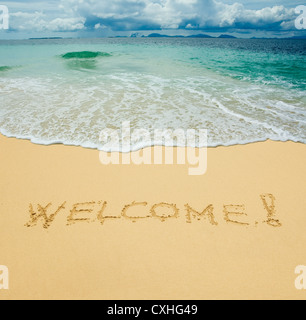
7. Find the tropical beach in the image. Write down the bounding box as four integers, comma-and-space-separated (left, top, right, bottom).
0, 0, 306, 301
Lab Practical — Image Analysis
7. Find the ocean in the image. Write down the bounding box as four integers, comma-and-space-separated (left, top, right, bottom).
0, 38, 305, 151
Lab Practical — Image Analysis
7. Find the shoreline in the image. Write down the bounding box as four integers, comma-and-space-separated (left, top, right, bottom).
0, 133, 306, 299
0, 131, 305, 152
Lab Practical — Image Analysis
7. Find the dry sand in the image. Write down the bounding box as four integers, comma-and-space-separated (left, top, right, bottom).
0, 133, 306, 300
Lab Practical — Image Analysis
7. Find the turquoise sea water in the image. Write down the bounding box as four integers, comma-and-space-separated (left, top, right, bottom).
0, 38, 305, 150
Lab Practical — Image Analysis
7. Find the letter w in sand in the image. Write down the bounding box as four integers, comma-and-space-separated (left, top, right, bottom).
25, 202, 66, 229
0, 5, 9, 30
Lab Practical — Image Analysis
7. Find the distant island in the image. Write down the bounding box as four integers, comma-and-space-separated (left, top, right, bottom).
29, 37, 64, 40
146, 33, 236, 39
218, 34, 237, 39
27, 34, 306, 41
145, 34, 306, 39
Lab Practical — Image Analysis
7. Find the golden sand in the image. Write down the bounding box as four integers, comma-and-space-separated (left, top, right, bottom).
0, 134, 306, 300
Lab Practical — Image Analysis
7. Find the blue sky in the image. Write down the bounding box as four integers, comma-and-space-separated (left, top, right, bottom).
1, 0, 306, 39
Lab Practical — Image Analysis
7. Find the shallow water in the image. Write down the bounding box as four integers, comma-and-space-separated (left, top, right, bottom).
0, 38, 305, 151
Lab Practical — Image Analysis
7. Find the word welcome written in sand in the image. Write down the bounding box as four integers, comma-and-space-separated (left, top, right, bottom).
25, 194, 282, 229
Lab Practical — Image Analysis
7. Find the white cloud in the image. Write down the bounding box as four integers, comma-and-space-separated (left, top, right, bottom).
47, 17, 85, 31
94, 23, 107, 30
7, 0, 299, 33
10, 11, 85, 32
